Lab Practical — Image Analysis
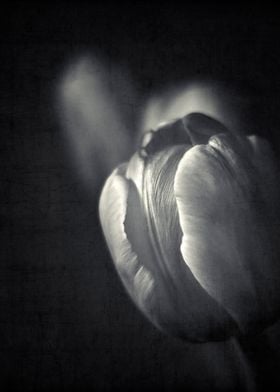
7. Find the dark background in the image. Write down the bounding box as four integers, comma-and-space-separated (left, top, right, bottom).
2, 2, 280, 391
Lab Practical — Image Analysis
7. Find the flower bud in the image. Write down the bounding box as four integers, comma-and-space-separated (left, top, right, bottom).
99, 112, 280, 342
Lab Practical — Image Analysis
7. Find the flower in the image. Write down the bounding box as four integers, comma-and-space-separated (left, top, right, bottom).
99, 112, 280, 342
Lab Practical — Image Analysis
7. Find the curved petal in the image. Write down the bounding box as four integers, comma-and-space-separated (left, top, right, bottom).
174, 134, 280, 334
125, 152, 145, 195
139, 146, 239, 341
248, 135, 280, 204
183, 113, 229, 145
139, 117, 191, 158
100, 155, 239, 341
99, 165, 154, 310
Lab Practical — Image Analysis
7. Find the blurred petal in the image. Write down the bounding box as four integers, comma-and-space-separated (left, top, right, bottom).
139, 111, 237, 159
183, 338, 256, 392
57, 56, 137, 193
174, 133, 280, 334
141, 81, 251, 136
248, 135, 279, 201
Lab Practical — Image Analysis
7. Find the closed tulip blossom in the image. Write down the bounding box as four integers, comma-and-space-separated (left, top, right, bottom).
99, 112, 280, 342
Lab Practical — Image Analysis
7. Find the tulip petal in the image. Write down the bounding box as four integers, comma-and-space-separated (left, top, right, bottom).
125, 152, 145, 195
174, 134, 280, 334
248, 135, 279, 206
137, 146, 240, 341
100, 152, 239, 341
99, 165, 155, 311
183, 112, 229, 145
139, 112, 233, 159
139, 117, 191, 158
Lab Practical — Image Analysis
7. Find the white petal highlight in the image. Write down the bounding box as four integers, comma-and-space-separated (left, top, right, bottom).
125, 152, 145, 196
99, 165, 154, 310
174, 137, 280, 333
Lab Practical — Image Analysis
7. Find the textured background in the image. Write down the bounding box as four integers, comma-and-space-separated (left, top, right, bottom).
2, 3, 280, 391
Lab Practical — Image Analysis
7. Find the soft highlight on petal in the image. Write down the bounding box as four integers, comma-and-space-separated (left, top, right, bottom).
138, 146, 239, 341
174, 134, 280, 334
99, 165, 154, 310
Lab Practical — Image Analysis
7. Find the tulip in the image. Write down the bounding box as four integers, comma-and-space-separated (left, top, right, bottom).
99, 112, 280, 342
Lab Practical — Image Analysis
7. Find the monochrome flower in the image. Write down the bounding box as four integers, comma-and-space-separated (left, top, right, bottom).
99, 113, 280, 342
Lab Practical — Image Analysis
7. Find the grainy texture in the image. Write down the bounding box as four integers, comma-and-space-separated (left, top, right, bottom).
2, 3, 280, 391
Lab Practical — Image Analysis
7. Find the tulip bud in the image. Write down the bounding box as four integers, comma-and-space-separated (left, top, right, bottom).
99, 112, 280, 342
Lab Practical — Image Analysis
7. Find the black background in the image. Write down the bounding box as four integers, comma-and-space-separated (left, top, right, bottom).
2, 2, 280, 391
